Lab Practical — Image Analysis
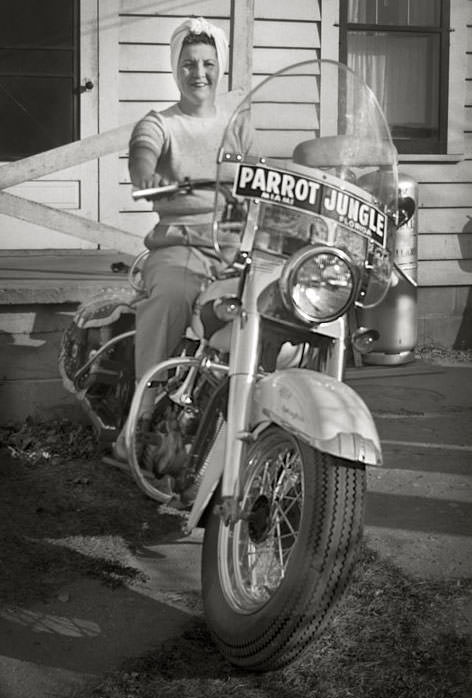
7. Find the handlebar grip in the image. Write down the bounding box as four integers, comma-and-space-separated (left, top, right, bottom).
132, 183, 180, 200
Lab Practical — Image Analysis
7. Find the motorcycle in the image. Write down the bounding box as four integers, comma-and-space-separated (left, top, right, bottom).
59, 59, 415, 670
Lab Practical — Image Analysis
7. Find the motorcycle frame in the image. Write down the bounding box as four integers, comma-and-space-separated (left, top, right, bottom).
125, 199, 382, 531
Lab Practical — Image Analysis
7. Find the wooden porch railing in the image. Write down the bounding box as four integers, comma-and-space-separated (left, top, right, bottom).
0, 124, 144, 257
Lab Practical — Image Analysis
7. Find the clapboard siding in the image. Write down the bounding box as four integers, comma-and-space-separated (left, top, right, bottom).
253, 49, 318, 75
250, 1, 321, 160
120, 186, 152, 212
417, 183, 472, 208
400, 159, 472, 183
119, 44, 172, 72
419, 260, 472, 286
120, 16, 230, 45
254, 0, 320, 21
466, 78, 472, 103
119, 73, 179, 103
465, 132, 472, 155
253, 1, 321, 78
118, 210, 155, 235
253, 21, 319, 49
418, 234, 472, 260
119, 0, 231, 15
250, 74, 320, 101
418, 209, 472, 234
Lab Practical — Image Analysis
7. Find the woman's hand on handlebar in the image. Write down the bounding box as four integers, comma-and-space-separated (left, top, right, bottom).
132, 182, 182, 201
131, 177, 238, 203
133, 175, 155, 190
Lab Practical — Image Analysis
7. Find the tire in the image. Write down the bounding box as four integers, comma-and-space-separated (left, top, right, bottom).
201, 425, 366, 671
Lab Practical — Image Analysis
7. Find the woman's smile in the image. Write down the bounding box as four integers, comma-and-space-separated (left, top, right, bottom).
178, 43, 219, 114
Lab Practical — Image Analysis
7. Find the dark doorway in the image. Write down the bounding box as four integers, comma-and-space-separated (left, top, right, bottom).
0, 0, 80, 160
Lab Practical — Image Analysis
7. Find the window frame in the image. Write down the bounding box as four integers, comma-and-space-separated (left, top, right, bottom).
338, 0, 451, 155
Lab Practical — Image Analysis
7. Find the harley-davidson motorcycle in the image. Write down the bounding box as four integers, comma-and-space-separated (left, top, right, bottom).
60, 60, 415, 670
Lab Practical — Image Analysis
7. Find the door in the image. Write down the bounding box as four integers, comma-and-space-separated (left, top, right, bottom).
0, 0, 98, 248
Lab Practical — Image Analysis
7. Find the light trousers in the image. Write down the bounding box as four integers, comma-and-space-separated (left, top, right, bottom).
135, 246, 211, 380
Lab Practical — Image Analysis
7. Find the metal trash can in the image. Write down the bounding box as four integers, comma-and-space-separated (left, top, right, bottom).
361, 173, 418, 366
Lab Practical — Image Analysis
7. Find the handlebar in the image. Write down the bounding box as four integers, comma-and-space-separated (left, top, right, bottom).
132, 178, 218, 201
132, 183, 181, 200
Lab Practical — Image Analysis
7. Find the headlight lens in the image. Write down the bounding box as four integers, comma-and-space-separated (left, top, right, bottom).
280, 246, 356, 323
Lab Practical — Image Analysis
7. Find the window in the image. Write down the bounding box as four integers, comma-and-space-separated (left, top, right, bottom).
339, 0, 450, 154
0, 0, 79, 161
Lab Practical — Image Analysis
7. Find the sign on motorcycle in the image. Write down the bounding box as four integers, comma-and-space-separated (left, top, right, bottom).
234, 163, 387, 246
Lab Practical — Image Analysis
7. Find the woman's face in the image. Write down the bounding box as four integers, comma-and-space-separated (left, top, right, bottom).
177, 42, 219, 111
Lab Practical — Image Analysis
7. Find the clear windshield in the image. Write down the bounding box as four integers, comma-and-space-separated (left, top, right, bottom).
214, 60, 399, 307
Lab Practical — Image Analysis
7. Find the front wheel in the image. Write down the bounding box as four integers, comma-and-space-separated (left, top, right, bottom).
201, 426, 366, 671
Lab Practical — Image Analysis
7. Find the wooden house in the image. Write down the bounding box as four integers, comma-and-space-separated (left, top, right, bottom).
0, 0, 471, 420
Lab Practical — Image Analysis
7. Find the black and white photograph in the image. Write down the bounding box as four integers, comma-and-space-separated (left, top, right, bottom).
0, 2, 471, 696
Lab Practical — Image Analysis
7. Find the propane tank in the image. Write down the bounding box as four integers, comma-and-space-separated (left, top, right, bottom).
361, 173, 418, 365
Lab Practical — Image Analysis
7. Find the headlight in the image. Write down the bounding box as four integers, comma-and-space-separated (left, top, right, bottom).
280, 246, 357, 323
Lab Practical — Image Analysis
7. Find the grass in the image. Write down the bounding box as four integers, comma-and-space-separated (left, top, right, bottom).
82, 546, 472, 698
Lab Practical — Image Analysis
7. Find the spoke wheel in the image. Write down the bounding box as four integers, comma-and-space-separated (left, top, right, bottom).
202, 426, 366, 671
219, 439, 303, 612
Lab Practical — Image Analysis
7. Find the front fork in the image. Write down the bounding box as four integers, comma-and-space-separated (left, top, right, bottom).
217, 312, 348, 524
217, 309, 261, 521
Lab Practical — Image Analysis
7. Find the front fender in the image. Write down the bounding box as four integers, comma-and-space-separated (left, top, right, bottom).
252, 368, 382, 466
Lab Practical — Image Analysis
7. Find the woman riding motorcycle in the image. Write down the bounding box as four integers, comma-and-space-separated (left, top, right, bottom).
113, 17, 254, 461
61, 39, 405, 669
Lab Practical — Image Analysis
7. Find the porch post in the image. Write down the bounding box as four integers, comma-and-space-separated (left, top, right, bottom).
98, 0, 122, 227
229, 0, 254, 91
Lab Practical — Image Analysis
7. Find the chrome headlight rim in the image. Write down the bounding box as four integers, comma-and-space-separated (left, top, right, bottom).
279, 245, 358, 324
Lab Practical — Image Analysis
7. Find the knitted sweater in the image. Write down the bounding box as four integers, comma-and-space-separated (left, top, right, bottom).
129, 91, 253, 251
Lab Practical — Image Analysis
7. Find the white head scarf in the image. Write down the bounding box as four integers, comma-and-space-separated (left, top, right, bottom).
170, 17, 228, 85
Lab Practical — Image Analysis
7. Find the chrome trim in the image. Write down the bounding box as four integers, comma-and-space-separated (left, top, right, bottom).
125, 356, 201, 503
128, 249, 150, 292
279, 245, 357, 324
73, 330, 136, 384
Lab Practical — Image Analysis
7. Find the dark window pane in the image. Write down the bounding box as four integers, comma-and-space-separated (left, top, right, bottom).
0, 77, 74, 159
348, 0, 441, 26
348, 0, 377, 23
377, 0, 409, 25
409, 0, 441, 26
347, 31, 440, 141
0, 0, 74, 48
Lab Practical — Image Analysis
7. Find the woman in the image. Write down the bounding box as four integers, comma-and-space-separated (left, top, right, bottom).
113, 17, 253, 460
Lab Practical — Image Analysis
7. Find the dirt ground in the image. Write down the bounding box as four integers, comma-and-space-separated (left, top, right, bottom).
2, 355, 472, 698
0, 443, 182, 608
1, 442, 471, 698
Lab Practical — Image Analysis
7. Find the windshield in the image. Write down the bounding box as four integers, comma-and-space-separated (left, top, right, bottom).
214, 60, 398, 307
